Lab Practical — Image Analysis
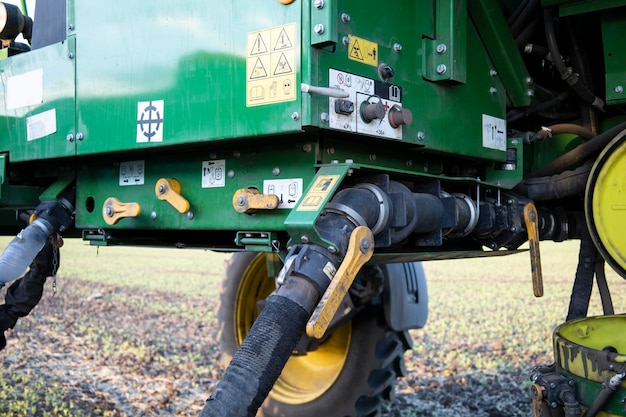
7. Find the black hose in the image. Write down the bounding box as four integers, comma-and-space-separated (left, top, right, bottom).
200, 291, 314, 417
525, 121, 626, 179
507, 90, 569, 123
510, 0, 539, 39
543, 9, 604, 111
566, 227, 599, 322
524, 165, 590, 201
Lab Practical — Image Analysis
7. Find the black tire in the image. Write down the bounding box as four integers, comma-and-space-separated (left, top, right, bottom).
217, 251, 410, 417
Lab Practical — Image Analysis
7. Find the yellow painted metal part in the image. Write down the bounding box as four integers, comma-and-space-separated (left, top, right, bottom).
588, 132, 626, 274
232, 188, 279, 213
234, 253, 351, 405
554, 316, 626, 384
523, 202, 543, 297
306, 226, 374, 339
155, 178, 190, 214
102, 197, 141, 225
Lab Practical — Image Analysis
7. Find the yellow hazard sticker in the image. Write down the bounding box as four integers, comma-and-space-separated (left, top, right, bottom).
297, 175, 340, 212
347, 35, 378, 67
246, 23, 297, 107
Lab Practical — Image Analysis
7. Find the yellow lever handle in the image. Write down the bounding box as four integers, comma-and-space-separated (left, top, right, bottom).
524, 202, 543, 297
155, 178, 190, 214
306, 226, 374, 339
102, 197, 141, 225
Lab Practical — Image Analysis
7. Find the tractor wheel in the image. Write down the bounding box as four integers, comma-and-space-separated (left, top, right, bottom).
217, 251, 409, 417
585, 129, 626, 278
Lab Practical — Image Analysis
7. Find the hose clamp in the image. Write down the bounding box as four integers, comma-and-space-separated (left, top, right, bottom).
354, 183, 390, 235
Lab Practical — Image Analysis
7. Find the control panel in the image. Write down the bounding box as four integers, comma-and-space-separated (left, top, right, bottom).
328, 69, 412, 140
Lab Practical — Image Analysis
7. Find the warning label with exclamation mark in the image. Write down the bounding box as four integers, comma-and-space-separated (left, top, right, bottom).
246, 23, 297, 107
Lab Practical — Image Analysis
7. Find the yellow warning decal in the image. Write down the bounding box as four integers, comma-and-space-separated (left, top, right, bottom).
348, 34, 378, 67
297, 175, 340, 212
246, 23, 297, 107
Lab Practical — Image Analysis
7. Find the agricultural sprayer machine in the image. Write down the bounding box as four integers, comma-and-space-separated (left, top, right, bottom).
0, 0, 625, 415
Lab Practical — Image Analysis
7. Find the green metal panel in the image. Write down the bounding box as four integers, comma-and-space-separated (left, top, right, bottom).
75, 139, 318, 234
0, 39, 76, 161
603, 7, 626, 105
423, 0, 468, 84
73, 0, 302, 155
304, 0, 509, 162
468, 0, 532, 108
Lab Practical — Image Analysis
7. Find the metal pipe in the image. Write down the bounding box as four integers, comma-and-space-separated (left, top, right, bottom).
582, 373, 625, 417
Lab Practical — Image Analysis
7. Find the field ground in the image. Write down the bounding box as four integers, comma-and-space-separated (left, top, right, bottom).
0, 237, 625, 416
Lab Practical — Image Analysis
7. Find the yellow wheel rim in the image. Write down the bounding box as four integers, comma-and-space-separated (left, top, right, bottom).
586, 130, 626, 277
235, 253, 352, 405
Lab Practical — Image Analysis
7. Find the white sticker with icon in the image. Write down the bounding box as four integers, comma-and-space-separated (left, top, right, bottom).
263, 178, 303, 209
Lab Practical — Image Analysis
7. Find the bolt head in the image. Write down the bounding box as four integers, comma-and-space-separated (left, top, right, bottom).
301, 235, 310, 243
342, 36, 350, 46
272, 167, 280, 176
393, 43, 403, 52
291, 112, 300, 120
341, 13, 351, 23
66, 134, 75, 142
417, 131, 425, 141
186, 211, 194, 220
150, 212, 157, 220
237, 196, 246, 206
320, 112, 330, 123
436, 44, 447, 54
314, 0, 324, 9
327, 245, 337, 254
615, 85, 624, 94
158, 184, 166, 194
314, 24, 325, 35
436, 64, 447, 74
104, 206, 113, 217
490, 87, 498, 95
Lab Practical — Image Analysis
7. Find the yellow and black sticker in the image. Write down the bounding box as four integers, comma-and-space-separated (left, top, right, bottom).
246, 23, 297, 107
348, 35, 378, 67
297, 175, 340, 212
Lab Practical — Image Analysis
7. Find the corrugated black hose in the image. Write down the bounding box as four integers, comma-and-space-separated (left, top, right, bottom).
200, 292, 312, 417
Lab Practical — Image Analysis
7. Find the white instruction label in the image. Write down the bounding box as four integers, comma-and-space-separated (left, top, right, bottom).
26, 109, 57, 141
7, 69, 43, 110
202, 160, 226, 188
263, 178, 303, 209
482, 114, 506, 151
119, 160, 145, 186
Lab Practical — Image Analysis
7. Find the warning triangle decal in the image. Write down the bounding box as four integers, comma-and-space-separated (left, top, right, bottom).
273, 53, 293, 75
250, 34, 268, 55
349, 40, 364, 61
274, 28, 293, 51
250, 58, 268, 79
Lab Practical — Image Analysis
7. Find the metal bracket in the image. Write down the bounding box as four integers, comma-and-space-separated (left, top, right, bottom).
284, 163, 353, 250
423, 0, 467, 83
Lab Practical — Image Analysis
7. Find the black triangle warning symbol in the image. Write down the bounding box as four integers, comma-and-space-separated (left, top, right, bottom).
349, 40, 364, 61
274, 53, 292, 75
250, 34, 269, 55
274, 28, 293, 51
250, 58, 268, 79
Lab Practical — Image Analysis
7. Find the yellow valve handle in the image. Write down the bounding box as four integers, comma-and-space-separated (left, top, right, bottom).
102, 197, 141, 225
155, 178, 190, 214
306, 226, 374, 339
524, 202, 544, 297
232, 188, 279, 213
